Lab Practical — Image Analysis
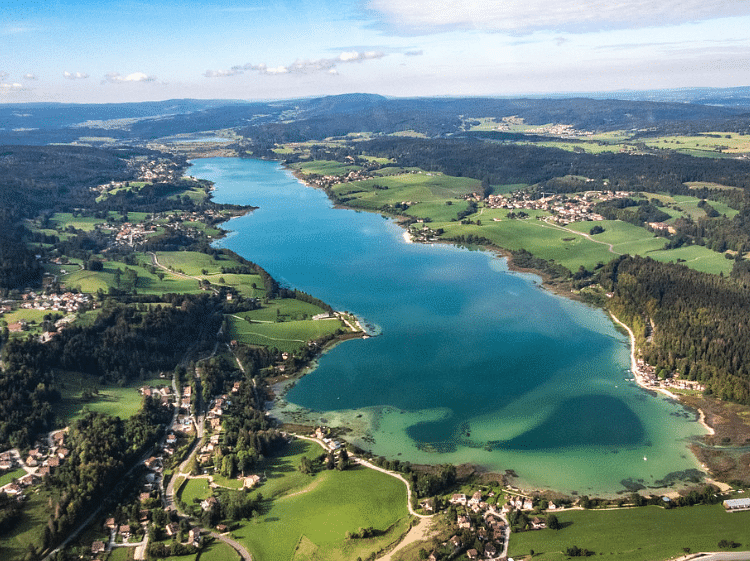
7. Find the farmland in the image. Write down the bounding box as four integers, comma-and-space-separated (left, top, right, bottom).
232, 440, 410, 561
508, 504, 750, 561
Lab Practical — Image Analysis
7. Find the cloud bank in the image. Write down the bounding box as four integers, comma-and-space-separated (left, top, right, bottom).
63, 71, 89, 79
367, 0, 750, 33
103, 72, 157, 84
0, 82, 23, 93
205, 50, 385, 78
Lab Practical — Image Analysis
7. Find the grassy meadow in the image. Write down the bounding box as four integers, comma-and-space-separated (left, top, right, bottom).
53, 372, 166, 423
232, 439, 410, 561
508, 504, 750, 561
0, 488, 53, 561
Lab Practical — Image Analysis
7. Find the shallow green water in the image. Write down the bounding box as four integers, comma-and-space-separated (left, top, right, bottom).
198, 157, 707, 496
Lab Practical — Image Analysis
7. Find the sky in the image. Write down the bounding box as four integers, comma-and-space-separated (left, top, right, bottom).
1, 0, 750, 103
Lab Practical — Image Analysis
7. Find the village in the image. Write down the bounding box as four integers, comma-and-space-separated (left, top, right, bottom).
484, 190, 632, 225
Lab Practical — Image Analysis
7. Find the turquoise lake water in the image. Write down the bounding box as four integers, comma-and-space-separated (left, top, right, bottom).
197, 157, 707, 496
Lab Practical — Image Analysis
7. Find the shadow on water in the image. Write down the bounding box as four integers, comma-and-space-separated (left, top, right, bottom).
493, 395, 645, 451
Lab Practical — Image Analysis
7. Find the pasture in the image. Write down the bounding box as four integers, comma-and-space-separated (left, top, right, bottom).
508, 504, 750, 561
235, 439, 410, 561
227, 312, 344, 354
332, 171, 480, 210
53, 372, 157, 423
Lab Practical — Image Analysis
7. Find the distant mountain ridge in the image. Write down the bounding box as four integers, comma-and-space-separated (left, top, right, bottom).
2, 88, 750, 145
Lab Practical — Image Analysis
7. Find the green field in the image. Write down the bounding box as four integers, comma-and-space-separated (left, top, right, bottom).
0, 468, 26, 487
647, 245, 735, 275
509, 504, 750, 561
292, 160, 362, 176
331, 172, 480, 211
233, 439, 410, 561
53, 372, 153, 422
437, 215, 616, 271
1, 488, 52, 560
199, 539, 241, 561
227, 313, 343, 354
178, 478, 212, 509
149, 251, 239, 277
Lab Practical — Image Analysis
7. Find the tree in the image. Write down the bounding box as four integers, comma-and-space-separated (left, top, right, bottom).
298, 456, 313, 475
547, 513, 560, 530
337, 448, 349, 471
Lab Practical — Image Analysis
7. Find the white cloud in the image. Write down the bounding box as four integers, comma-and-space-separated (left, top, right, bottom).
23, 73, 36, 80
404, 50, 424, 56
0, 82, 23, 93
367, 0, 750, 34
103, 72, 157, 83
205, 50, 385, 78
63, 71, 89, 80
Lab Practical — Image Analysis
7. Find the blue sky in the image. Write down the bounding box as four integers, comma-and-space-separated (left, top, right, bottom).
2, 0, 750, 103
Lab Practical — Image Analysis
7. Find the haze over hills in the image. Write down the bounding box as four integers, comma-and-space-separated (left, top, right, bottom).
2, 87, 750, 146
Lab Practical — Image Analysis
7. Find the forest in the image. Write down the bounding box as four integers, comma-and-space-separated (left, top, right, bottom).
600, 255, 750, 404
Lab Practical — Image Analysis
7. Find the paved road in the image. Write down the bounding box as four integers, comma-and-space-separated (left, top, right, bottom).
676, 552, 750, 561
208, 530, 253, 561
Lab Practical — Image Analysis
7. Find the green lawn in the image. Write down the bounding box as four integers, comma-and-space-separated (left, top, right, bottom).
292, 160, 362, 176
199, 539, 241, 561
647, 245, 735, 275
233, 440, 410, 561
106, 547, 135, 560
509, 504, 750, 561
438, 216, 616, 271
210, 472, 245, 490
227, 314, 343, 354
236, 299, 332, 322
332, 172, 480, 211
1, 488, 52, 561
0, 468, 26, 487
404, 201, 469, 222
178, 478, 212, 509
150, 251, 239, 277
53, 372, 150, 422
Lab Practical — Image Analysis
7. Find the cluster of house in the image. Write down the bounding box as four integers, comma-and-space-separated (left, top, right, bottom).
407, 225, 441, 243
631, 359, 706, 393
647, 221, 677, 235
311, 427, 344, 451
426, 490, 511, 560
485, 190, 631, 225
112, 222, 158, 247
206, 394, 231, 432
140, 384, 178, 408
0, 431, 68, 497
18, 290, 91, 314
91, 158, 183, 199
524, 123, 595, 138
197, 433, 222, 466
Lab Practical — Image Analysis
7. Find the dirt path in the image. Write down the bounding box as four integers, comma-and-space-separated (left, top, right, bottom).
377, 517, 437, 561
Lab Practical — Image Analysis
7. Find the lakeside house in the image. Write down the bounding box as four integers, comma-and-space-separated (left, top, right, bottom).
723, 498, 750, 512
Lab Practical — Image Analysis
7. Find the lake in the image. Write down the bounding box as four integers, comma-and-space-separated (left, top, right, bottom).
198, 157, 707, 496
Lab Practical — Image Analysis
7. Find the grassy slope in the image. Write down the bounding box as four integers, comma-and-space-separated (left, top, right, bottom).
235, 440, 409, 561
227, 300, 346, 354
508, 504, 750, 561
53, 372, 163, 422
1, 489, 51, 560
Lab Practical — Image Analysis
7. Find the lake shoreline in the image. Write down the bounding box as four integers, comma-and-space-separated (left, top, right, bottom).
277, 163, 720, 497
203, 157, 721, 498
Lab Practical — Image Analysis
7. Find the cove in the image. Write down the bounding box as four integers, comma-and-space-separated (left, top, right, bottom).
199, 157, 707, 496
